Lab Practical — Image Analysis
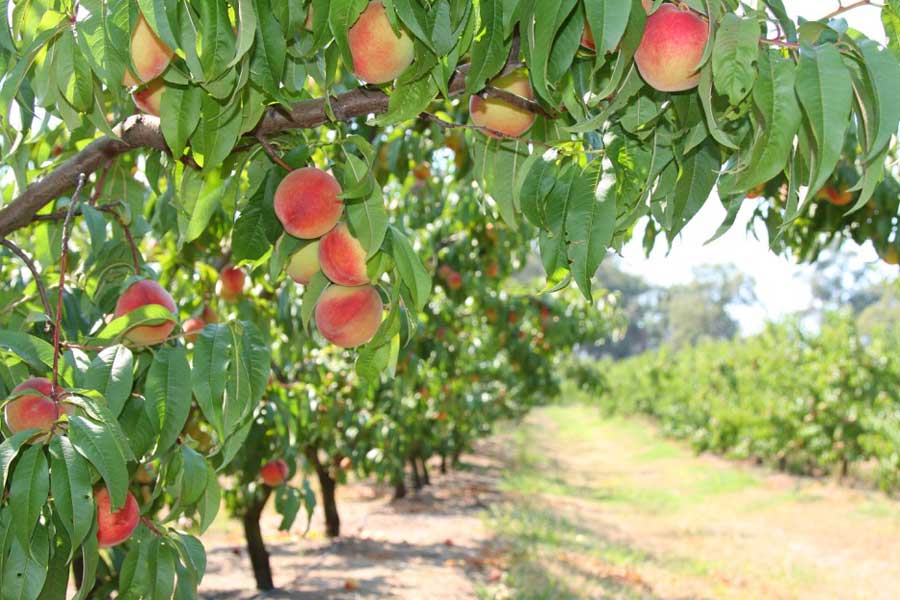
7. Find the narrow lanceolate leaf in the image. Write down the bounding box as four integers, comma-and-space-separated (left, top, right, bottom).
2, 526, 49, 600
711, 13, 759, 106
719, 51, 801, 194
566, 159, 617, 300
329, 0, 369, 74
84, 345, 134, 418
8, 445, 49, 551
667, 142, 721, 241
795, 44, 853, 203
525, 0, 578, 103
49, 436, 94, 554
146, 346, 192, 455
0, 431, 36, 493
584, 0, 632, 55
347, 189, 389, 258
539, 165, 576, 280
857, 41, 900, 162
519, 157, 557, 229
192, 324, 232, 432
68, 416, 130, 510
160, 85, 202, 160
466, 0, 510, 94
883, 1, 900, 54
198, 0, 236, 80
387, 227, 431, 311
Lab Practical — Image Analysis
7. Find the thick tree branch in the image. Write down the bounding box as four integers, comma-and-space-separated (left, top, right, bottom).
0, 57, 527, 239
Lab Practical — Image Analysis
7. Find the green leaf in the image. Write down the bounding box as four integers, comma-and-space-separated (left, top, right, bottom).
301, 273, 330, 332
347, 189, 389, 258
8, 444, 49, 551
2, 525, 49, 600
520, 157, 557, 229
192, 325, 231, 432
329, 0, 369, 75
376, 76, 439, 125
0, 330, 55, 371
146, 346, 192, 455
198, 0, 236, 80
857, 41, 900, 161
193, 95, 243, 170
159, 84, 202, 160
466, 0, 510, 94
84, 345, 134, 418
0, 431, 36, 493
565, 159, 616, 299
524, 0, 578, 103
68, 416, 130, 510
711, 13, 759, 106
49, 436, 94, 554
387, 227, 431, 311
584, 0, 631, 55
795, 44, 853, 203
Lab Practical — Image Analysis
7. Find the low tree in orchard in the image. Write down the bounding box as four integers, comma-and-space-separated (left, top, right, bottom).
1, 0, 898, 596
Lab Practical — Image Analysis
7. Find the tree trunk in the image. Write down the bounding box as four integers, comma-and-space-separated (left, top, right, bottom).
410, 456, 423, 490
440, 454, 447, 474
420, 457, 431, 486
840, 458, 849, 479
393, 472, 407, 500
242, 487, 274, 591
306, 447, 341, 537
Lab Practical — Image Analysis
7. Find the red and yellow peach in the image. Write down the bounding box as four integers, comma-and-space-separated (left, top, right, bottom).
219, 266, 245, 302
469, 71, 536, 138
114, 280, 177, 346
274, 168, 344, 239
95, 487, 141, 547
286, 241, 321, 285
634, 4, 708, 92
3, 377, 58, 440
315, 285, 383, 348
260, 459, 289, 487
132, 78, 165, 117
348, 1, 415, 84
319, 223, 369, 287
123, 15, 174, 86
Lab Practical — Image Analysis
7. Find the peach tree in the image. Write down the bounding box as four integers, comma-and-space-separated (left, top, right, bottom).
0, 0, 899, 596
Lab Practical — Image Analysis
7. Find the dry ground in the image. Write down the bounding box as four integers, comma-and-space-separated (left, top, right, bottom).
201, 405, 900, 599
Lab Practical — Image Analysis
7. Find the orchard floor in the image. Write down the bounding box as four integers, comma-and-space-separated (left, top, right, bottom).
200, 405, 900, 599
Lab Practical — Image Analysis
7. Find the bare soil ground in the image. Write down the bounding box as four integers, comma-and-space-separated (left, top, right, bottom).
201, 405, 900, 599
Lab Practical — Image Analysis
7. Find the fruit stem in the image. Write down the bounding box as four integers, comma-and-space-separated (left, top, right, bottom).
140, 515, 165, 537
52, 173, 86, 397
256, 134, 293, 172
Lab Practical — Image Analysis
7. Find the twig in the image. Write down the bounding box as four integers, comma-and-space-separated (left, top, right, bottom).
821, 0, 883, 20
101, 207, 142, 274
0, 239, 53, 321
52, 173, 86, 396
89, 160, 114, 206
140, 516, 165, 537
256, 134, 293, 172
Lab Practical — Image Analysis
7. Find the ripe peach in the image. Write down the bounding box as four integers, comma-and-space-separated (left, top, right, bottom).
881, 246, 899, 266
219, 265, 245, 302
123, 14, 174, 86
132, 78, 165, 116
469, 70, 536, 138
446, 271, 462, 291
201, 305, 219, 324
319, 223, 369, 287
182, 317, 206, 343
485, 263, 499, 278
315, 285, 383, 348
634, 4, 708, 92
746, 183, 766, 199
348, 1, 414, 84
413, 162, 431, 181
823, 185, 853, 207
261, 459, 289, 486
274, 168, 344, 239
95, 487, 140, 547
286, 241, 321, 285
3, 377, 58, 440
114, 280, 177, 346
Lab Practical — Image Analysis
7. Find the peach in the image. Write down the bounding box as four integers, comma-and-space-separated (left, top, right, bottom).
132, 78, 165, 116
319, 223, 369, 287
634, 4, 708, 92
485, 263, 499, 278
469, 70, 536, 138
123, 14, 174, 86
315, 285, 383, 348
95, 487, 140, 547
3, 377, 59, 440
286, 241, 321, 285
219, 265, 245, 302
746, 183, 766, 199
260, 459, 289, 486
274, 168, 344, 239
182, 317, 206, 343
348, 1, 414, 84
446, 271, 462, 291
201, 305, 219, 324
114, 280, 177, 346
413, 162, 431, 180
824, 185, 853, 206
880, 246, 899, 266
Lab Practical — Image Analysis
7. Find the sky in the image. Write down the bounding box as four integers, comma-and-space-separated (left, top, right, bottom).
618, 0, 894, 334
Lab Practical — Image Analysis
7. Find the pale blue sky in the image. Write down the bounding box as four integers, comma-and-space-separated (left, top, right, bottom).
620, 0, 894, 333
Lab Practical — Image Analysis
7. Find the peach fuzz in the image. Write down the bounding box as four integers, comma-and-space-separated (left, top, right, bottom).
219, 265, 245, 302
132, 78, 165, 117
274, 168, 344, 239
319, 223, 369, 287
348, 1, 414, 85
182, 317, 206, 343
469, 71, 536, 138
315, 285, 383, 348
123, 14, 174, 86
114, 280, 177, 346
3, 377, 59, 440
261, 459, 289, 486
634, 4, 708, 92
95, 487, 140, 547
286, 241, 321, 285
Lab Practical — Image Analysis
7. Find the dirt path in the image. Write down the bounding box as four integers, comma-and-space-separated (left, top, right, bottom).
201, 405, 900, 599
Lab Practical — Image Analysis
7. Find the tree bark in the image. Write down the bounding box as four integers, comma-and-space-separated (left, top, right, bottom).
242, 487, 274, 591
420, 457, 431, 486
306, 447, 340, 537
392, 471, 407, 500
440, 454, 448, 475
410, 457, 423, 490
